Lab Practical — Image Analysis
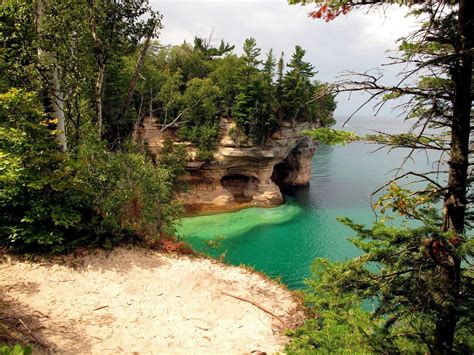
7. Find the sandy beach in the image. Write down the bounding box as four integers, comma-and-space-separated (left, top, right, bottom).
0, 247, 304, 354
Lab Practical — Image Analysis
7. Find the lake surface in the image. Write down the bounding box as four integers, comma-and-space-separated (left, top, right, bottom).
176, 117, 443, 289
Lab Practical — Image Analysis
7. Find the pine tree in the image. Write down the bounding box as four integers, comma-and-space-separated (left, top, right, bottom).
275, 52, 285, 119
242, 37, 262, 68
263, 49, 276, 80
287, 45, 315, 79
281, 46, 317, 122
232, 39, 278, 144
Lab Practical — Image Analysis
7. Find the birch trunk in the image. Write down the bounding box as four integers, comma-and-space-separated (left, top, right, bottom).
95, 63, 106, 138
35, 0, 67, 152
117, 26, 155, 125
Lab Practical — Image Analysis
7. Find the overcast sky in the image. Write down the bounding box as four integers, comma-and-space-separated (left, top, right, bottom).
150, 0, 417, 117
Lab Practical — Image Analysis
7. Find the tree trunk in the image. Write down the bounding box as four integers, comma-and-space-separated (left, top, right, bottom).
435, 0, 473, 353
117, 27, 155, 125
95, 63, 106, 138
87, 0, 105, 138
35, 0, 67, 152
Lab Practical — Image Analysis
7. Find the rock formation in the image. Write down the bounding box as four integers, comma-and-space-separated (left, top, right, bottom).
137, 117, 318, 214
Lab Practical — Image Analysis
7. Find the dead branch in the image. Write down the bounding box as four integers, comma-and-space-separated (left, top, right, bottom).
0, 316, 53, 351
159, 109, 188, 132
220, 291, 289, 328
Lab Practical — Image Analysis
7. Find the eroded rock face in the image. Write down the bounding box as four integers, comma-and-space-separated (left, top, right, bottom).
137, 117, 318, 213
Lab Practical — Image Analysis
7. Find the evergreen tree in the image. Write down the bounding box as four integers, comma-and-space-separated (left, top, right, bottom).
242, 37, 262, 69
275, 52, 285, 118
281, 46, 317, 122
210, 54, 244, 116
193, 36, 235, 60
263, 49, 276, 80
287, 45, 315, 79
260, 49, 278, 138
231, 39, 278, 144
287, 1, 473, 353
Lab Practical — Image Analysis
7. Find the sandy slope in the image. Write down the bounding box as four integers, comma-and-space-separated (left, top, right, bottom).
0, 247, 304, 354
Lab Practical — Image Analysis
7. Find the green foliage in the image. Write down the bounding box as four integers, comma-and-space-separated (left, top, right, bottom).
280, 46, 315, 121
287, 190, 474, 353
374, 182, 441, 222
365, 132, 445, 150
0, 89, 182, 252
0, 1, 184, 254
278, 46, 336, 127
210, 54, 243, 116
231, 38, 277, 144
0, 89, 88, 252
303, 127, 359, 145
157, 138, 188, 181
178, 77, 221, 153
155, 70, 184, 124
288, 218, 473, 353
286, 259, 383, 354
232, 65, 277, 145
242, 38, 262, 68
136, 38, 336, 149
75, 129, 182, 242
0, 344, 32, 355
263, 49, 276, 79
193, 36, 235, 60
0, 0, 37, 92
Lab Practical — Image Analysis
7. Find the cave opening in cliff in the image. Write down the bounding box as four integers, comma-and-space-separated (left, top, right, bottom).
271, 150, 300, 189
271, 162, 291, 188
221, 174, 258, 203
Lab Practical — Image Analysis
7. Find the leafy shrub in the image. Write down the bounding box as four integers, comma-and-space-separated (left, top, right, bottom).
76, 130, 183, 243
0, 344, 32, 355
0, 89, 90, 252
0, 89, 182, 252
157, 138, 188, 180
177, 123, 219, 160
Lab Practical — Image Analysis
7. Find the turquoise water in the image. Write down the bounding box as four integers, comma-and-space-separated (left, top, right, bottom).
176, 118, 443, 289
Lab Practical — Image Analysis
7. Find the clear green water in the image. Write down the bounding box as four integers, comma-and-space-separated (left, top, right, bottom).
176, 118, 443, 289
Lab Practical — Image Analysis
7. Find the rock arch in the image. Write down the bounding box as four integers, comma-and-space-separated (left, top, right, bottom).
271, 140, 314, 188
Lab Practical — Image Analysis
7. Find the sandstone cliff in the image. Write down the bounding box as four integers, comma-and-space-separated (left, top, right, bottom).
137, 117, 318, 214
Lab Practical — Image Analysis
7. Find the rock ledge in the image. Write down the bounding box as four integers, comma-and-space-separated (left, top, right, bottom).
137, 117, 318, 213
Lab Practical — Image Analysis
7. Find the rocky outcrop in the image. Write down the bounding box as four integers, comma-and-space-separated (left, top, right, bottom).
137, 117, 318, 214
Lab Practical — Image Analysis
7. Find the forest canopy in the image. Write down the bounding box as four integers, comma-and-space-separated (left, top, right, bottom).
128, 37, 336, 155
